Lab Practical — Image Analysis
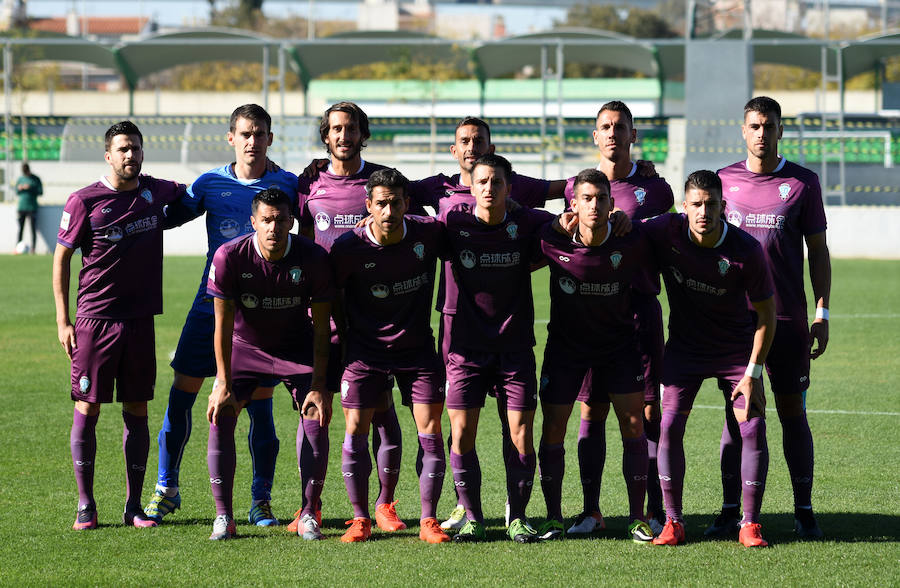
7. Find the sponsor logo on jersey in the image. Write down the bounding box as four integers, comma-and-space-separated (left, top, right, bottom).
718, 257, 731, 276
371, 284, 389, 298
634, 187, 646, 205
610, 251, 623, 269
60, 211, 71, 230
219, 218, 241, 238
559, 276, 577, 294
209, 263, 216, 282
79, 375, 91, 393
241, 272, 253, 278
727, 210, 743, 227
341, 379, 350, 399
140, 189, 153, 204
101, 207, 112, 214
669, 266, 684, 284
459, 250, 476, 269
413, 242, 425, 261
289, 267, 302, 284
105, 226, 123, 242
241, 293, 259, 308
778, 182, 791, 201
314, 211, 331, 231
506, 223, 518, 240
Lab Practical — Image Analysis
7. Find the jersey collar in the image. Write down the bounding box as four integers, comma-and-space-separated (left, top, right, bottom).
253, 231, 292, 259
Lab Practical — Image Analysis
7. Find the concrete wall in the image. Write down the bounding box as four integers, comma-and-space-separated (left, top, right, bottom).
4, 202, 898, 259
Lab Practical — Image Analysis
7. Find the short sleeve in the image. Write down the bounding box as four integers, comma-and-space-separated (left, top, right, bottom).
57, 193, 90, 249
742, 241, 775, 303
308, 245, 336, 303
206, 244, 233, 300
510, 173, 551, 208
799, 174, 827, 236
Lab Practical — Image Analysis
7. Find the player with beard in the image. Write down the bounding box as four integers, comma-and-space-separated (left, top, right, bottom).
561, 101, 673, 536
290, 102, 417, 536
53, 121, 186, 530
644, 171, 776, 548
145, 105, 299, 528
205, 188, 333, 540
709, 96, 831, 539
330, 169, 450, 543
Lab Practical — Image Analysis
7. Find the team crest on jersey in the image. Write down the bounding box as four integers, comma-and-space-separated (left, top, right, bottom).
341, 380, 350, 400
289, 267, 302, 284
371, 284, 389, 298
105, 226, 123, 242
315, 212, 331, 231
506, 223, 519, 240
459, 250, 476, 269
718, 258, 731, 276
78, 375, 91, 394
559, 277, 577, 294
778, 183, 791, 201
241, 293, 258, 308
669, 266, 684, 284
634, 188, 646, 205
140, 189, 153, 204
413, 242, 425, 261
219, 219, 240, 238
727, 210, 743, 227
610, 251, 623, 269
60, 211, 71, 230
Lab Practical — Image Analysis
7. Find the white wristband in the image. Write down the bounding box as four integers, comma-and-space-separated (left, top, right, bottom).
815, 307, 829, 320
745, 362, 763, 379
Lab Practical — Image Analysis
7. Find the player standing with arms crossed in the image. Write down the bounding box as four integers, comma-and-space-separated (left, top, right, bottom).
54, 121, 186, 530
708, 96, 831, 539
205, 188, 333, 540
644, 171, 776, 548
146, 105, 299, 527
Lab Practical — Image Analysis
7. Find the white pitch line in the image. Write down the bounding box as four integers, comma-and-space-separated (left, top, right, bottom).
535, 314, 899, 324
692, 404, 900, 417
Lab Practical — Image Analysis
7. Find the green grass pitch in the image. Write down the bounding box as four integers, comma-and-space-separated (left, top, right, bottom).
0, 254, 898, 586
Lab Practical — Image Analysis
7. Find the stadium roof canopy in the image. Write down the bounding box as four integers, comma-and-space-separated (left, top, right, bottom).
3, 30, 118, 69
287, 30, 466, 88
3, 27, 900, 114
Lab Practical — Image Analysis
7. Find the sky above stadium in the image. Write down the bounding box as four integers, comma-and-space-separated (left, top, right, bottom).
26, 1, 569, 36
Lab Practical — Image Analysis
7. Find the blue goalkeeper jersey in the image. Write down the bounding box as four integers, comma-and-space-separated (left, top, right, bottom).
176, 164, 299, 313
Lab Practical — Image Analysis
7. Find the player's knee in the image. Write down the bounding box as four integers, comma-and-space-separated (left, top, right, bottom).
122, 401, 148, 417
75, 400, 100, 417
172, 371, 204, 394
